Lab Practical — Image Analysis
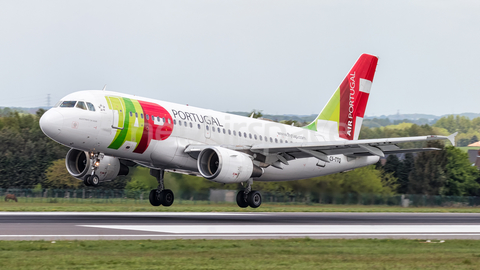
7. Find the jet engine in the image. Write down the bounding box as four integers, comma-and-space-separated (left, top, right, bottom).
65, 149, 129, 181
197, 146, 263, 183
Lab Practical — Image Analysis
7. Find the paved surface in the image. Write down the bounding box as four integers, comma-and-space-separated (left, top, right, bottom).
1, 212, 480, 240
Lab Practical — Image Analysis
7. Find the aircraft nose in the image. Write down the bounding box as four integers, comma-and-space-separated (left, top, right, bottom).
39, 110, 63, 138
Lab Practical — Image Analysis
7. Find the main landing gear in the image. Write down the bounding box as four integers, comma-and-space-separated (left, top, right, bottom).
236, 179, 262, 208
149, 169, 174, 207
84, 174, 100, 187
84, 152, 101, 187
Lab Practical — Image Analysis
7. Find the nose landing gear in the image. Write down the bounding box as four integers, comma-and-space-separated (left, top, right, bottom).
83, 152, 101, 187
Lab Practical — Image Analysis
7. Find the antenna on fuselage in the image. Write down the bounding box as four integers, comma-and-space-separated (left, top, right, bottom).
102, 85, 107, 91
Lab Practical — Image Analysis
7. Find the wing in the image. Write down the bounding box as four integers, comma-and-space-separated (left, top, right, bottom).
184, 133, 457, 168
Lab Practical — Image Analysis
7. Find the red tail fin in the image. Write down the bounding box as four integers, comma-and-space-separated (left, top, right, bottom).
339, 54, 378, 140
305, 54, 378, 140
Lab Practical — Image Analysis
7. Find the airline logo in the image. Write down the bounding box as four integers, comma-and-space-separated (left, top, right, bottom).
171, 109, 223, 127
105, 96, 174, 154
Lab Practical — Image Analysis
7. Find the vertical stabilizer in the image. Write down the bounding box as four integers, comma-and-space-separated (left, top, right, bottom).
304, 54, 378, 140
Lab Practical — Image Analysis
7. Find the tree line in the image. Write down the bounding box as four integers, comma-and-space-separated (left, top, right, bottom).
0, 109, 66, 188
0, 108, 479, 198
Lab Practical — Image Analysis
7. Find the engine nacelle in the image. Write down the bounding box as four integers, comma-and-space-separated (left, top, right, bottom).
65, 149, 129, 181
197, 146, 263, 183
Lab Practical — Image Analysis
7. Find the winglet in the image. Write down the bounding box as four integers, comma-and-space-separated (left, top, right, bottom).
448, 132, 458, 147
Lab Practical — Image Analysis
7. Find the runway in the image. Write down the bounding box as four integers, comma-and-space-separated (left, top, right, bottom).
2, 212, 480, 240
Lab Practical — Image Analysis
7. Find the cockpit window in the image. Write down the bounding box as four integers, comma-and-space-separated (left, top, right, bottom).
60, 101, 76, 108
76, 101, 87, 110
54, 101, 62, 107
86, 102, 95, 111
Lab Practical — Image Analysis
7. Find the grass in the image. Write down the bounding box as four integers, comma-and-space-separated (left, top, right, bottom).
3, 200, 480, 212
1, 239, 480, 269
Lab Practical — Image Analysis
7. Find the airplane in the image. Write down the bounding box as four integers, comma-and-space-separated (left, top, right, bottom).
39, 54, 456, 208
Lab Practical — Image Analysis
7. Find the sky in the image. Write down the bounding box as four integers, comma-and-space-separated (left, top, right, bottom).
0, 0, 479, 116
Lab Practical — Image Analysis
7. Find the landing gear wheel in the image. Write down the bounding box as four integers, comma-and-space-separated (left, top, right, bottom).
149, 190, 161, 206
247, 190, 262, 208
83, 175, 91, 186
236, 190, 249, 208
160, 189, 174, 207
90, 174, 100, 187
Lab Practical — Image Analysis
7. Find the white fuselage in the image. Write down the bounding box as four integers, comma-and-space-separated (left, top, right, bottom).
40, 90, 379, 182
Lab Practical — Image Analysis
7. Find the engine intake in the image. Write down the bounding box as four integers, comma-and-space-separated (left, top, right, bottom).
65, 149, 129, 181
197, 147, 263, 183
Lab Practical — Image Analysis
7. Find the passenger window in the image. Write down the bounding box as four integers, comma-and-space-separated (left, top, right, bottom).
270, 138, 273, 143
228, 130, 231, 135
135, 112, 138, 118
254, 135, 257, 140
140, 113, 144, 119
146, 114, 149, 120
212, 126, 215, 132
223, 129, 225, 134
198, 124, 201, 129
244, 132, 247, 138
190, 122, 193, 128
280, 139, 283, 143
249, 134, 252, 139
275, 138, 278, 143
168, 119, 171, 124
76, 101, 87, 110
60, 101, 76, 108
217, 127, 221, 133
179, 121, 182, 126
157, 116, 160, 122
233, 131, 236, 136
86, 102, 95, 111
130, 112, 133, 117
206, 125, 209, 130
259, 136, 262, 141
